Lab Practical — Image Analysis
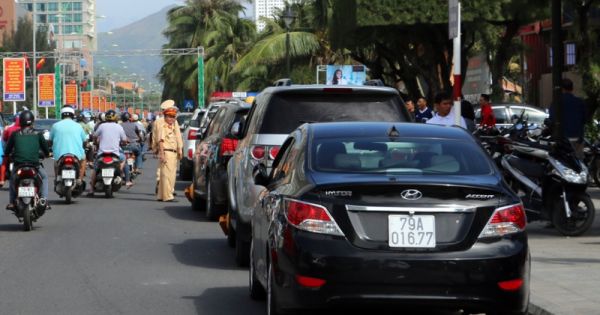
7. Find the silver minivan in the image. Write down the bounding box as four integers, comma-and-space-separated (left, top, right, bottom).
226, 84, 411, 265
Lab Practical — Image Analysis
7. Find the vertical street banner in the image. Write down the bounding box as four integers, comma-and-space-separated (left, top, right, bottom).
81, 91, 91, 110
38, 73, 56, 107
3, 58, 26, 101
64, 84, 78, 107
92, 96, 100, 112
101, 97, 107, 112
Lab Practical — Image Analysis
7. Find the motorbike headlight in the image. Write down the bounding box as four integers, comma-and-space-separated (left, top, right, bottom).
551, 159, 588, 184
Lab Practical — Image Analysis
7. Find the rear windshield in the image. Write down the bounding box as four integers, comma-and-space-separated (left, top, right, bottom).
259, 93, 406, 134
311, 137, 493, 175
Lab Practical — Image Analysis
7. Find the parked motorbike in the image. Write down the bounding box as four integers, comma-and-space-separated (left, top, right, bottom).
500, 119, 596, 236
92, 153, 123, 198
583, 139, 600, 186
54, 154, 85, 204
13, 164, 47, 231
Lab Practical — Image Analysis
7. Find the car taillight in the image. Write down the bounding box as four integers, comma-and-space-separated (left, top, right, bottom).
285, 200, 343, 236
269, 146, 280, 160
498, 279, 524, 291
17, 168, 36, 177
188, 129, 198, 140
250, 145, 265, 160
295, 275, 326, 288
188, 148, 193, 159
479, 204, 527, 238
64, 156, 75, 165
220, 138, 238, 157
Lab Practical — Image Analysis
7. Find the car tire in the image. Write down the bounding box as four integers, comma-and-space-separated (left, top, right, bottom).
235, 236, 250, 267
267, 263, 286, 315
179, 160, 192, 181
227, 212, 236, 248
249, 239, 266, 300
205, 180, 220, 221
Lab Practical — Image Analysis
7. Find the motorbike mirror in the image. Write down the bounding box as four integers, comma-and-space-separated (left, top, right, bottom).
515, 123, 523, 130
253, 164, 269, 186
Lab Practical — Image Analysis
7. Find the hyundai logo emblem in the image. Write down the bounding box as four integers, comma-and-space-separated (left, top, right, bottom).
401, 189, 422, 200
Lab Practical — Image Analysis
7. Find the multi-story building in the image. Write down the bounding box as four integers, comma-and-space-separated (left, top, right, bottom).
254, 0, 284, 32
0, 0, 17, 45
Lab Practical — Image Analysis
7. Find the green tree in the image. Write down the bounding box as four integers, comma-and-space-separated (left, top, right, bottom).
159, 0, 249, 105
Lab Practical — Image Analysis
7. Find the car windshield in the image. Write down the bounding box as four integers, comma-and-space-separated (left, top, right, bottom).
35, 119, 58, 130
311, 137, 493, 175
260, 93, 406, 134
177, 114, 192, 126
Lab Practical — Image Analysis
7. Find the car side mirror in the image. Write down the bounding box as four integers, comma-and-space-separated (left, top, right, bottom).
253, 164, 269, 186
230, 121, 241, 138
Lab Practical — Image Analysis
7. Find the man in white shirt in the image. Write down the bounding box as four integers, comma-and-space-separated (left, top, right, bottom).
426, 92, 467, 129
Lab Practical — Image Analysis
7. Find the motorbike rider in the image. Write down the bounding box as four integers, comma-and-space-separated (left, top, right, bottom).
5, 111, 50, 211
120, 112, 143, 174
50, 106, 88, 184
87, 110, 129, 196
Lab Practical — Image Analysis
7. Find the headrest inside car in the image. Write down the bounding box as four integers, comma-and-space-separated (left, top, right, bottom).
334, 154, 361, 170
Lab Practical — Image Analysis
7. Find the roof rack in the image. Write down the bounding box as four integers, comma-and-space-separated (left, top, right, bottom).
273, 78, 293, 86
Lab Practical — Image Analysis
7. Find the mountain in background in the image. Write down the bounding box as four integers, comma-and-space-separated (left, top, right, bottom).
96, 5, 175, 90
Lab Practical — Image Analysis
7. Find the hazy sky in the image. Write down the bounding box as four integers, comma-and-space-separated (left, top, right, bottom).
96, 0, 184, 32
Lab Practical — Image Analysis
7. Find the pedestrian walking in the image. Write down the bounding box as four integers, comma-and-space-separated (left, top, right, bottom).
479, 94, 496, 128
405, 99, 416, 121
415, 97, 433, 123
156, 106, 182, 202
550, 78, 586, 159
426, 92, 467, 128
461, 96, 476, 132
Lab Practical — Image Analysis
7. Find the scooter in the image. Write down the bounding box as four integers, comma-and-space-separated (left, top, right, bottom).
13, 164, 47, 231
500, 120, 596, 236
92, 153, 123, 198
54, 154, 85, 204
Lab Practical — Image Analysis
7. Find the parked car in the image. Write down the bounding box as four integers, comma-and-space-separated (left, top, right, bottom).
192, 102, 250, 220
181, 101, 243, 180
475, 103, 548, 130
177, 112, 194, 131
35, 119, 59, 142
249, 122, 530, 315
227, 84, 410, 266
180, 108, 207, 180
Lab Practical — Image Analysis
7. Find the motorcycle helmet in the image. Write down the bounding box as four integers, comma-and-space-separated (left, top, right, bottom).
61, 106, 76, 119
19, 110, 35, 127
121, 112, 131, 122
132, 114, 139, 121
105, 110, 118, 122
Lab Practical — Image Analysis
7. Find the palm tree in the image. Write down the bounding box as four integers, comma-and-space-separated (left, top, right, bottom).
158, 0, 250, 105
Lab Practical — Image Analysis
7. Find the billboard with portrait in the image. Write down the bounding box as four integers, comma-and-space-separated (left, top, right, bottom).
326, 65, 366, 86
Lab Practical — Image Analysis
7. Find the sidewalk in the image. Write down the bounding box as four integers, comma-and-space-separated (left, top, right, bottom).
527, 187, 600, 315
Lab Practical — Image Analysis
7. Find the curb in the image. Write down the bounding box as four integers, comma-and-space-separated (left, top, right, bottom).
529, 303, 554, 315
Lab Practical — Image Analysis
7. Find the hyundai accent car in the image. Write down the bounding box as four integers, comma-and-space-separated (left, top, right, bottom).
249, 122, 530, 315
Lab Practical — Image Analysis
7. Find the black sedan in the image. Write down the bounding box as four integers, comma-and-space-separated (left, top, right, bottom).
249, 122, 529, 315
192, 102, 250, 220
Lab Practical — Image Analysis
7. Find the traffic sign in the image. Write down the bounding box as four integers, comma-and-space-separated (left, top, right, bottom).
183, 99, 194, 111
449, 0, 459, 39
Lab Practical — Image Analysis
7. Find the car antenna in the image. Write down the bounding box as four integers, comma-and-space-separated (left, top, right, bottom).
387, 125, 400, 137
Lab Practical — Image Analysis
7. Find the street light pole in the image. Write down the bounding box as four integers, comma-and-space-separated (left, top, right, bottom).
282, 8, 295, 79
33, 0, 38, 117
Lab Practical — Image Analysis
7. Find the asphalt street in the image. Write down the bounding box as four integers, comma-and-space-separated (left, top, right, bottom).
0, 158, 264, 315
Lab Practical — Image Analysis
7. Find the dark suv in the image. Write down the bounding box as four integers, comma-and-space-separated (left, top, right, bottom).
191, 102, 250, 220
226, 85, 410, 265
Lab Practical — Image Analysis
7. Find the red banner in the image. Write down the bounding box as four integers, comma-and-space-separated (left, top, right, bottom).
81, 91, 91, 110
64, 84, 78, 107
92, 96, 100, 111
3, 58, 26, 101
38, 73, 55, 107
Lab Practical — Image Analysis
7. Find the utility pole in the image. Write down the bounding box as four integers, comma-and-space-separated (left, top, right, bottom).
551, 0, 563, 139
449, 0, 462, 125
33, 0, 38, 117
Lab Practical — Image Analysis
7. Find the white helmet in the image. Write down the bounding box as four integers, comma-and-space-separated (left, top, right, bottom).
132, 114, 139, 121
61, 106, 76, 119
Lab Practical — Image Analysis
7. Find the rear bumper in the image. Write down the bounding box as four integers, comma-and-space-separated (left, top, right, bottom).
272, 232, 530, 313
